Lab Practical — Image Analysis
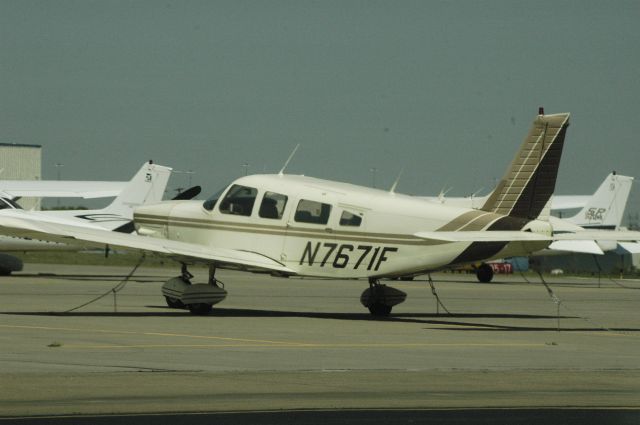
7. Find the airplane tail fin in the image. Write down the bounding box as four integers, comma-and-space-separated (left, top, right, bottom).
101, 161, 172, 220
480, 109, 570, 221
566, 173, 634, 229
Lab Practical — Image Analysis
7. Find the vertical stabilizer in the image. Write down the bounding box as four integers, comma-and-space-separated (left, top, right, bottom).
102, 161, 172, 218
566, 173, 634, 229
481, 110, 570, 220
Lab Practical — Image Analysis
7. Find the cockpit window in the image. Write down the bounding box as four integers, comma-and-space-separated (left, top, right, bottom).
340, 210, 362, 227
219, 185, 258, 216
202, 185, 229, 211
259, 192, 287, 220
294, 199, 331, 225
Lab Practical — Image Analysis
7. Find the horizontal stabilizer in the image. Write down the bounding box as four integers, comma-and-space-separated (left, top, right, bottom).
553, 230, 640, 242
617, 242, 640, 254
548, 240, 604, 255
414, 231, 551, 243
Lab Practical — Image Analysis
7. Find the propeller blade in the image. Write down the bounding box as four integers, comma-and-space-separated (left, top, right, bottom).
172, 186, 201, 200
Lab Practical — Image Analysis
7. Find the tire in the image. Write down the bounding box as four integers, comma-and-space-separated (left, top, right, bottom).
368, 303, 392, 317
476, 263, 494, 283
188, 303, 213, 315
165, 296, 185, 309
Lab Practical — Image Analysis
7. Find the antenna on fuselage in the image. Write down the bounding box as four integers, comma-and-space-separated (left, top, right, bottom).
389, 168, 404, 194
437, 186, 453, 202
278, 144, 300, 176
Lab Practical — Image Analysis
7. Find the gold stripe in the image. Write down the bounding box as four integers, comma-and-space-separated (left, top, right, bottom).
135, 215, 444, 246
458, 212, 501, 231
436, 210, 484, 232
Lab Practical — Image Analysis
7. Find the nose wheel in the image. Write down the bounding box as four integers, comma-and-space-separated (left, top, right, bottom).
161, 264, 227, 315
360, 278, 407, 317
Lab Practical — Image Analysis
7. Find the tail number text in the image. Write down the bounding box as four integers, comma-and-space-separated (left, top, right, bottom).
299, 242, 398, 271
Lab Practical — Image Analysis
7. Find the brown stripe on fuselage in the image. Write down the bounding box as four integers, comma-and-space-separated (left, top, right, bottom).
458, 212, 503, 231
436, 210, 486, 232
445, 215, 530, 266
134, 214, 445, 246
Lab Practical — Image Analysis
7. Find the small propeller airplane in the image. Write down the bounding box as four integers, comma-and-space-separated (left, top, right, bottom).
0, 161, 174, 274
0, 109, 639, 315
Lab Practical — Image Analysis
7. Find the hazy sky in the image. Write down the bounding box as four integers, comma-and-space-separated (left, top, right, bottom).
1, 1, 639, 217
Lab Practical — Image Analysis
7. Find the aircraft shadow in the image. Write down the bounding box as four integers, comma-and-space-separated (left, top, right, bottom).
3, 307, 638, 333
10, 273, 168, 283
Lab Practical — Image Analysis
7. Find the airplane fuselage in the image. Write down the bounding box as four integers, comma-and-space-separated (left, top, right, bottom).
134, 174, 552, 278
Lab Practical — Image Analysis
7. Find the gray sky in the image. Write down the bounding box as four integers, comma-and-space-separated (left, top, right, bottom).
1, 0, 639, 218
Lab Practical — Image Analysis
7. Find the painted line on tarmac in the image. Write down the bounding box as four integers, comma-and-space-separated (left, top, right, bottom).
56, 342, 547, 350
0, 324, 312, 346
0, 324, 549, 350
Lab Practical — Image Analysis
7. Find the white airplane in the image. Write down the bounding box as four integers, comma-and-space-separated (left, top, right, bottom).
0, 161, 173, 274
0, 110, 639, 315
552, 172, 634, 230
546, 172, 640, 256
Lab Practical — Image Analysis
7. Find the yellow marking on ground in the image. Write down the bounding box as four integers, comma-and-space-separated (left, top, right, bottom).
58, 342, 546, 349
0, 324, 312, 346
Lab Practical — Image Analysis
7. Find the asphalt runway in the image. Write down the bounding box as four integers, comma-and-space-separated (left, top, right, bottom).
1, 263, 639, 421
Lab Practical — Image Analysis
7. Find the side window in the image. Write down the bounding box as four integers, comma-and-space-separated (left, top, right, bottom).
219, 185, 258, 216
294, 199, 332, 225
259, 192, 288, 220
340, 210, 362, 227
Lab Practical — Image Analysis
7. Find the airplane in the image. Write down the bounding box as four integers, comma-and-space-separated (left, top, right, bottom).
551, 172, 634, 230
0, 161, 173, 274
0, 110, 639, 316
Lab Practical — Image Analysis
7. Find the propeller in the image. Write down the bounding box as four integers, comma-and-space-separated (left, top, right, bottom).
172, 185, 201, 201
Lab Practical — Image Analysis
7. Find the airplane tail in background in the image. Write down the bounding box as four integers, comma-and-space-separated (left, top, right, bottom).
480, 109, 570, 221
565, 172, 634, 230
68, 161, 172, 231
101, 161, 172, 218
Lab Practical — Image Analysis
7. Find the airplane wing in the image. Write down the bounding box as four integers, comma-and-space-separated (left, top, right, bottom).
0, 210, 295, 275
1, 181, 127, 199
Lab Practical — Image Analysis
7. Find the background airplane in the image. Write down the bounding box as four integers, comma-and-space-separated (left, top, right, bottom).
0, 161, 172, 274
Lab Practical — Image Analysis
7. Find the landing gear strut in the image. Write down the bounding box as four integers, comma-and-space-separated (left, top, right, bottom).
360, 278, 407, 317
161, 264, 228, 315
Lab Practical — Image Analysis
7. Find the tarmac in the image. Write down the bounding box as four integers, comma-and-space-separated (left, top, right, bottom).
1, 263, 639, 420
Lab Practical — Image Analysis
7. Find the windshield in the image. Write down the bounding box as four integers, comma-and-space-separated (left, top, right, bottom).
202, 184, 230, 211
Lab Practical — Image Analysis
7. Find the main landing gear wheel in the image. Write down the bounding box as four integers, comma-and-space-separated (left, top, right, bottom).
368, 303, 392, 317
188, 303, 213, 315
476, 263, 494, 283
161, 264, 227, 315
164, 296, 185, 309
361, 278, 407, 317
